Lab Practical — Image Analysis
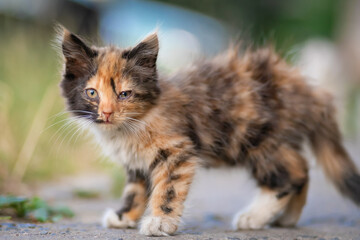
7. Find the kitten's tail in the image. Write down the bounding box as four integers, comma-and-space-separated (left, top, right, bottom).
309, 100, 360, 206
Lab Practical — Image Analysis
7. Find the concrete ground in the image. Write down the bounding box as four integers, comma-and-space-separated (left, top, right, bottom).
1, 141, 360, 239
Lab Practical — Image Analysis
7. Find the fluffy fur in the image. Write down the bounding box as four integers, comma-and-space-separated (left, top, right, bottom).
57, 27, 360, 236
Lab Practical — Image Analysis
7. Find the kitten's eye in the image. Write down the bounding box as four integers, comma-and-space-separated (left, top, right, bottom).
85, 88, 98, 99
118, 90, 132, 100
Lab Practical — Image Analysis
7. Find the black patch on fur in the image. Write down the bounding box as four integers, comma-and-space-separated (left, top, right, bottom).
293, 179, 307, 194
166, 186, 176, 203
60, 73, 99, 121
276, 191, 290, 199
124, 42, 146, 60
116, 192, 136, 219
127, 169, 147, 183
122, 40, 158, 69
160, 186, 176, 214
160, 204, 173, 214
251, 161, 290, 190
209, 109, 236, 165
127, 169, 151, 197
249, 122, 273, 147
61, 33, 99, 122
125, 43, 157, 67
94, 119, 105, 123
149, 149, 171, 171
237, 121, 273, 161
342, 172, 360, 205
69, 33, 98, 58
160, 186, 175, 214
174, 153, 192, 167
64, 72, 76, 80
263, 165, 289, 189
185, 114, 202, 150
110, 77, 117, 95
159, 149, 171, 160
238, 144, 249, 162
133, 92, 156, 104
168, 174, 181, 182
276, 178, 307, 199
121, 50, 130, 59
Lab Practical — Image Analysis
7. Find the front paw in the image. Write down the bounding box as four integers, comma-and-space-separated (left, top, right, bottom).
102, 208, 136, 228
140, 216, 178, 236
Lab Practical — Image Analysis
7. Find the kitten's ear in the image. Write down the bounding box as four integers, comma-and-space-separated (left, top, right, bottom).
58, 27, 97, 79
122, 33, 159, 69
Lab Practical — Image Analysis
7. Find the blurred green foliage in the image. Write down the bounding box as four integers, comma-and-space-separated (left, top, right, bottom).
0, 17, 80, 184
0, 195, 74, 222
158, 0, 341, 51
110, 166, 126, 198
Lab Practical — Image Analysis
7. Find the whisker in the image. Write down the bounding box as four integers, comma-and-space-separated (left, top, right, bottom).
41, 118, 72, 134
125, 117, 153, 134
74, 121, 93, 144
48, 116, 82, 144
55, 118, 92, 154
47, 110, 97, 121
50, 116, 92, 149
123, 118, 151, 140
49, 120, 79, 156
68, 120, 93, 145
121, 112, 143, 116
126, 117, 147, 125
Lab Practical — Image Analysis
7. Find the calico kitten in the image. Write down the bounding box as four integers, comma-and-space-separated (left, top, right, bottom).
58, 27, 360, 236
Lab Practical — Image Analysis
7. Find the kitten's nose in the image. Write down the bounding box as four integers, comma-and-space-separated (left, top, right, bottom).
102, 111, 113, 122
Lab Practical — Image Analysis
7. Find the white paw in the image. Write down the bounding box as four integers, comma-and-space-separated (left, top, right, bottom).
140, 216, 178, 236
102, 208, 136, 228
233, 211, 268, 230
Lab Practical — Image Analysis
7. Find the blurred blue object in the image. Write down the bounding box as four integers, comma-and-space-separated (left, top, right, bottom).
99, 0, 229, 51
98, 0, 230, 71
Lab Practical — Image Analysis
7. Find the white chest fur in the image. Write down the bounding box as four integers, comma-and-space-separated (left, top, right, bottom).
90, 127, 149, 171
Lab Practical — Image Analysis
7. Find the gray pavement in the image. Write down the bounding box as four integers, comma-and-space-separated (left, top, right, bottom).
1, 221, 360, 240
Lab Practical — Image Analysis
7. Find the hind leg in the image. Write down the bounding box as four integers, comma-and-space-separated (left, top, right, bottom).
234, 145, 308, 230
273, 181, 309, 227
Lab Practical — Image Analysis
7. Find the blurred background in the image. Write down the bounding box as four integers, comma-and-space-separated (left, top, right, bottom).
0, 0, 360, 224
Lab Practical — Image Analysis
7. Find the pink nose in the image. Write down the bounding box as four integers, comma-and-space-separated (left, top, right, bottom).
102, 112, 113, 122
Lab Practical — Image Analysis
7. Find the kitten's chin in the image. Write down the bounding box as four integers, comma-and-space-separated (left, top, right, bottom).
95, 122, 118, 130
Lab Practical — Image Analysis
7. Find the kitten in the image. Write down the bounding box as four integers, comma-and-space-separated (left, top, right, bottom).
57, 27, 360, 236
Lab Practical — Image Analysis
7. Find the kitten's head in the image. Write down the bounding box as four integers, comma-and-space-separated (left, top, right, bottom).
58, 27, 160, 130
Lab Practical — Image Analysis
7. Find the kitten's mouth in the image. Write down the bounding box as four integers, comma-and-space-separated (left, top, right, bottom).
95, 119, 113, 124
